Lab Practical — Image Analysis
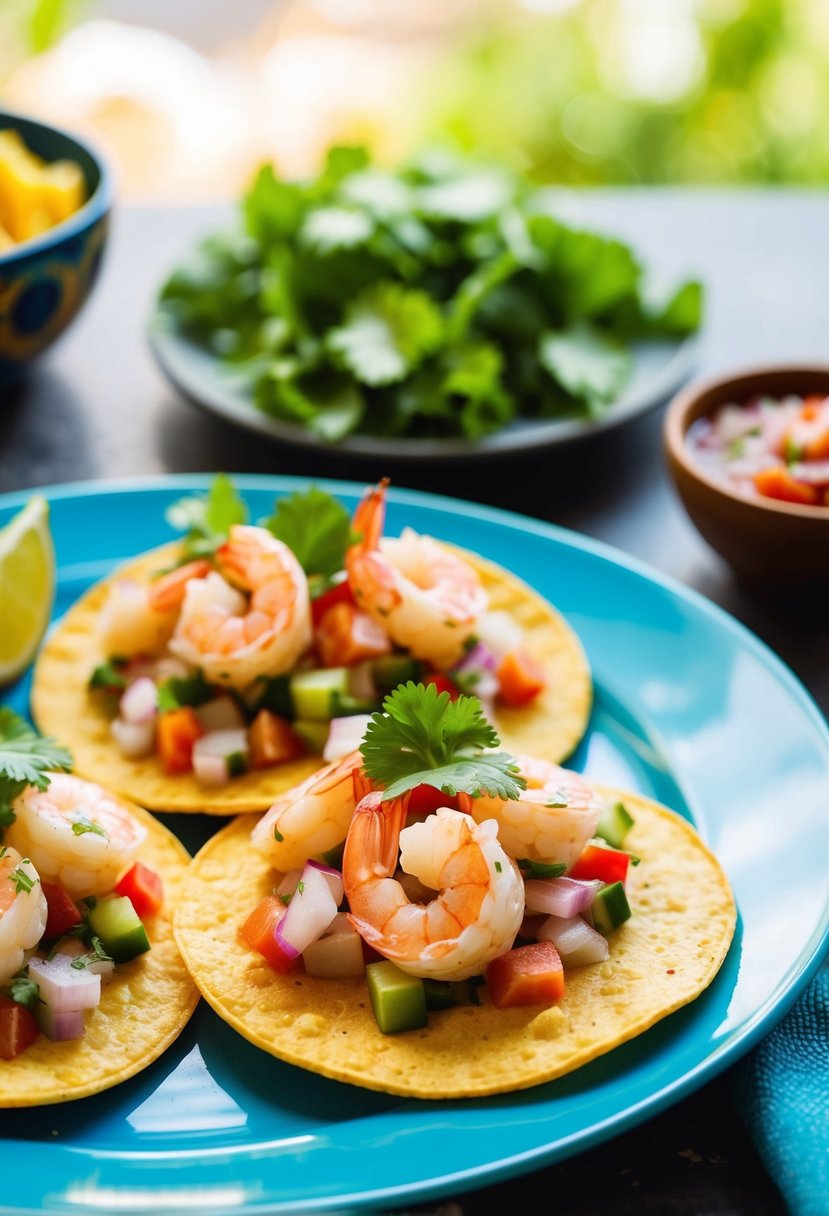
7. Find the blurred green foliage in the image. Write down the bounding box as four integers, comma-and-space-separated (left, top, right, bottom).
0, 0, 85, 77
411, 0, 829, 184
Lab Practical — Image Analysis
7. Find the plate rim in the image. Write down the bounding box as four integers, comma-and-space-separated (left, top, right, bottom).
148, 312, 699, 459
2, 472, 828, 1214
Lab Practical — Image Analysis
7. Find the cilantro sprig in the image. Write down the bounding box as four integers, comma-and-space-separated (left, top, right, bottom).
8, 970, 39, 1012
360, 681, 525, 802
0, 710, 73, 830
262, 486, 353, 583
165, 473, 249, 560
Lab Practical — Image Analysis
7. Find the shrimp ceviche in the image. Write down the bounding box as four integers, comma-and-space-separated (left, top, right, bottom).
240, 682, 637, 1033
0, 713, 169, 1064
88, 477, 552, 793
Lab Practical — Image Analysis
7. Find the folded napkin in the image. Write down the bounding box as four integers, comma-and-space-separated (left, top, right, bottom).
732, 959, 829, 1216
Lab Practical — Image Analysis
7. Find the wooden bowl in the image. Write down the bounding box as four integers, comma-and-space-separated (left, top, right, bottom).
664, 364, 829, 590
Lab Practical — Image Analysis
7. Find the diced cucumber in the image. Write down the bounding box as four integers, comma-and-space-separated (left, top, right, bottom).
227, 751, 247, 777
591, 882, 632, 935
371, 655, 423, 693
290, 668, 350, 721
423, 979, 455, 1011
293, 719, 330, 754
595, 801, 635, 850
366, 961, 428, 1034
88, 896, 150, 963
331, 692, 379, 717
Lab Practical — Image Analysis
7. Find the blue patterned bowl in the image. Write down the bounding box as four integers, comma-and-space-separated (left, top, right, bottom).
0, 110, 111, 380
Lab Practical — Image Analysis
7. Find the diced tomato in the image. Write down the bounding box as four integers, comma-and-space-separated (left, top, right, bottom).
240, 896, 297, 974
569, 841, 630, 885
41, 881, 82, 939
0, 995, 39, 1060
407, 783, 459, 819
753, 465, 819, 506
783, 396, 829, 461
497, 649, 546, 707
115, 862, 164, 918
486, 942, 565, 1009
422, 672, 460, 700
248, 710, 304, 769
156, 706, 203, 775
311, 579, 356, 629
315, 602, 391, 668
361, 938, 385, 965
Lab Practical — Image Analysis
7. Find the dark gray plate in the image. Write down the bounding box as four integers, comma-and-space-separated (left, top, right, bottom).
149, 309, 697, 460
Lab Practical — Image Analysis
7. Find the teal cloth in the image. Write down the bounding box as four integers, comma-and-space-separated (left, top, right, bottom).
732, 960, 829, 1216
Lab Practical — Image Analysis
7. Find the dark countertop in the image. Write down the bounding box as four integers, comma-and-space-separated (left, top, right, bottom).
3, 191, 826, 1215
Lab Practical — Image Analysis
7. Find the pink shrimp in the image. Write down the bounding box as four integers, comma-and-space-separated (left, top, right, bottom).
346, 480, 487, 670
169, 525, 311, 688
343, 793, 524, 981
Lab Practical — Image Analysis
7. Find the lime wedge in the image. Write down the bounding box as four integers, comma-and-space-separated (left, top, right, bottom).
0, 496, 55, 683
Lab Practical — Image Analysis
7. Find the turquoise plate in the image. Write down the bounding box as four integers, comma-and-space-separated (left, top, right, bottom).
1, 475, 828, 1216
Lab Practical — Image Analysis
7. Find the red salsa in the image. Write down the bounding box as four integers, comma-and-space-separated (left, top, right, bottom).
687, 394, 829, 508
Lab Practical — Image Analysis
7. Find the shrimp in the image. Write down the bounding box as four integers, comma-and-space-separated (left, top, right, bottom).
459, 757, 601, 870
346, 480, 488, 670
251, 751, 366, 871
0, 848, 47, 985
7, 773, 147, 898
169, 525, 312, 689
343, 796, 524, 981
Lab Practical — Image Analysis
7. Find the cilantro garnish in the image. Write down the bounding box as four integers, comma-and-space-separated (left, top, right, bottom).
0, 709, 73, 830
157, 669, 213, 712
273, 827, 285, 843
360, 681, 525, 802
8, 970, 39, 1012
10, 863, 36, 895
278, 893, 292, 906
262, 486, 353, 580
518, 859, 567, 880
89, 659, 128, 692
296, 880, 305, 896
71, 816, 108, 840
70, 936, 113, 971
166, 473, 249, 559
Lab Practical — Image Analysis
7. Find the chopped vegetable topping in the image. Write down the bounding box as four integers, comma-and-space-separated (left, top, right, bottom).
262, 486, 354, 581
10, 864, 36, 894
0, 709, 72, 828
156, 669, 214, 712
70, 936, 113, 971
8, 971, 39, 1012
89, 659, 128, 692
518, 859, 567, 880
360, 681, 526, 802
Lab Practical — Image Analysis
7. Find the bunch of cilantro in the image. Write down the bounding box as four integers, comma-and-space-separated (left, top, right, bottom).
160, 147, 702, 443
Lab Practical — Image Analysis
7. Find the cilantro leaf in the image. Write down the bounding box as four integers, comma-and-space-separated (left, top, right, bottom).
300, 207, 375, 255
166, 474, 248, 559
71, 816, 108, 840
328, 282, 444, 386
89, 659, 128, 692
10, 863, 37, 894
156, 669, 213, 712
538, 323, 632, 417
70, 936, 113, 970
0, 709, 72, 825
263, 487, 353, 579
9, 971, 39, 1012
360, 681, 525, 802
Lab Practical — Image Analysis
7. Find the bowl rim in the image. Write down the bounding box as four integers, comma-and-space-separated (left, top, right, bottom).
664, 361, 829, 522
0, 107, 112, 267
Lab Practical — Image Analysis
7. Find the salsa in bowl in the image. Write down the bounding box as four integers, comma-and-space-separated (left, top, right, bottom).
664, 364, 829, 590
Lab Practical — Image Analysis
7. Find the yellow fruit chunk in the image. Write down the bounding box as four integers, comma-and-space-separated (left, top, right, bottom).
0, 496, 55, 683
0, 130, 86, 246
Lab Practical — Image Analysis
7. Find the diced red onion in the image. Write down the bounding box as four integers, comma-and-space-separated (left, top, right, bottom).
454, 641, 498, 675
274, 920, 301, 961
120, 677, 158, 725
110, 716, 155, 759
192, 752, 230, 787
196, 696, 245, 733
538, 914, 609, 966
276, 869, 303, 899
35, 1004, 86, 1041
303, 914, 365, 978
28, 955, 102, 1012
53, 938, 114, 977
277, 864, 338, 955
788, 461, 829, 486
193, 728, 248, 760
474, 611, 523, 662
306, 859, 344, 906
323, 715, 373, 763
524, 877, 602, 919
347, 662, 377, 702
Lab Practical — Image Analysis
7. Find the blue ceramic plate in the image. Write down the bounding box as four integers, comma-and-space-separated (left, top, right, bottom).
2, 475, 828, 1216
